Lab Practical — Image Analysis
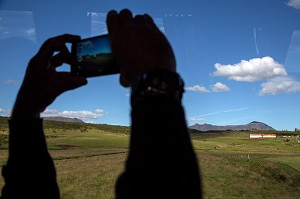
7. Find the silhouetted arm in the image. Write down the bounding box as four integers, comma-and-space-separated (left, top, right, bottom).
1, 34, 87, 199
1, 119, 59, 198
106, 9, 202, 198
116, 96, 202, 199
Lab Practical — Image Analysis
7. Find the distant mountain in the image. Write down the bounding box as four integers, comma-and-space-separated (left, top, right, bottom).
189, 121, 274, 132
43, 116, 84, 123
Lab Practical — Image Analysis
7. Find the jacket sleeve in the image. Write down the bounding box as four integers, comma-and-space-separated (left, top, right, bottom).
116, 96, 203, 199
1, 119, 60, 199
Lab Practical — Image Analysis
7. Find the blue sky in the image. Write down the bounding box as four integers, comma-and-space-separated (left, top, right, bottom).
0, 0, 300, 130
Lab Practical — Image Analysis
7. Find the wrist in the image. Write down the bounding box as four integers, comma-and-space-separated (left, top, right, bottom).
11, 90, 41, 120
131, 69, 184, 106
11, 104, 41, 120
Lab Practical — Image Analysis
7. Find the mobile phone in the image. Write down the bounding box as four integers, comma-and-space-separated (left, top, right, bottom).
71, 34, 119, 77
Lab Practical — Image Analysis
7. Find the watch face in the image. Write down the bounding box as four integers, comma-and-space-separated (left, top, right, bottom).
131, 70, 184, 105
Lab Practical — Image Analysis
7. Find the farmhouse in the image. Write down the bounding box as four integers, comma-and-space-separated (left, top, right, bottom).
250, 134, 276, 139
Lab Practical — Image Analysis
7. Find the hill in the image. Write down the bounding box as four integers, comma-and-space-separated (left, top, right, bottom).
189, 121, 275, 132
0, 116, 130, 134
0, 116, 276, 133
43, 116, 84, 123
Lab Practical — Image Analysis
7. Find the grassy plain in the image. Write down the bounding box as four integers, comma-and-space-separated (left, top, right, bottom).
0, 117, 299, 198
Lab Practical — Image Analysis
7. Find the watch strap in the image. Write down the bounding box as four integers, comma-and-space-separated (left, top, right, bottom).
131, 69, 184, 106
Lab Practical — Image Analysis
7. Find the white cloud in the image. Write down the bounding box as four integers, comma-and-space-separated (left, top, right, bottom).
186, 83, 230, 93
211, 82, 230, 92
41, 109, 106, 120
0, 108, 10, 116
213, 56, 287, 82
188, 117, 207, 122
94, 109, 105, 113
259, 76, 300, 95
185, 85, 210, 93
287, 0, 300, 9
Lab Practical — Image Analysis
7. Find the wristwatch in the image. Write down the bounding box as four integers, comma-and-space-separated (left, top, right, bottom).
131, 69, 185, 106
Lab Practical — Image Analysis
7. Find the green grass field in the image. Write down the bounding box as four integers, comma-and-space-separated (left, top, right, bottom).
0, 117, 299, 198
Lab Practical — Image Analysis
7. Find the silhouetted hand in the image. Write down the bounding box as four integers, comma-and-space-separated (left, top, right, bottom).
106, 9, 176, 87
11, 34, 87, 119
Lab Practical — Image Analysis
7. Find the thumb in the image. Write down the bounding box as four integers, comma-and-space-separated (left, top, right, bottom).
58, 73, 88, 93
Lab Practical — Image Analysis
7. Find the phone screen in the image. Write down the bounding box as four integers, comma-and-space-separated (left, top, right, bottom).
71, 34, 119, 77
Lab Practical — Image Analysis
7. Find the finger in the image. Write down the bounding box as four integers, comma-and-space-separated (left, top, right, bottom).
29, 44, 70, 73
106, 10, 120, 35
50, 49, 73, 68
134, 15, 146, 25
50, 54, 65, 68
52, 34, 81, 43
51, 53, 64, 67
119, 72, 140, 88
37, 34, 80, 64
43, 42, 70, 69
119, 9, 133, 27
57, 72, 88, 93
144, 14, 160, 31
120, 74, 131, 87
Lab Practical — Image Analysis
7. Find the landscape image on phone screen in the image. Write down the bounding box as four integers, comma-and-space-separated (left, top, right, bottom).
75, 35, 119, 77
